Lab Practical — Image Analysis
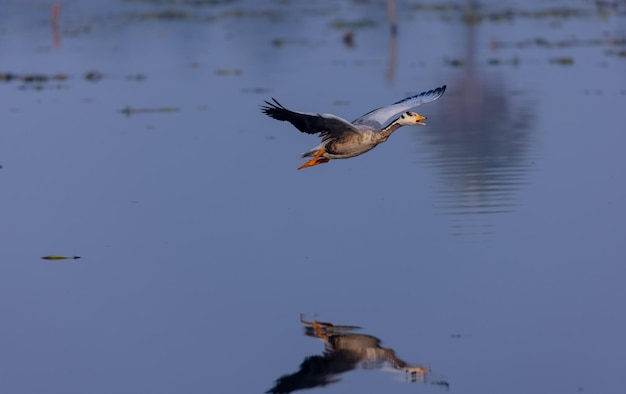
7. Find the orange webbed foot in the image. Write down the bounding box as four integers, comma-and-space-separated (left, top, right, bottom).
298, 149, 328, 170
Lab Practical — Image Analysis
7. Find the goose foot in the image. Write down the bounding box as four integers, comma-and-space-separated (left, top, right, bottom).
298, 149, 329, 170
300, 314, 332, 339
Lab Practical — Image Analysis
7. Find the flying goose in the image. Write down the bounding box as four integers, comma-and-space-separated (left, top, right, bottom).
261, 85, 446, 169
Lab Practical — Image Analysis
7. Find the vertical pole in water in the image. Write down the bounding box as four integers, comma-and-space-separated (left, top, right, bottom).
52, 3, 60, 47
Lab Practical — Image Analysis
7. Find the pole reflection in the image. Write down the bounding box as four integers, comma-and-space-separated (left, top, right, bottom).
386, 0, 398, 84
415, 2, 537, 235
266, 316, 448, 393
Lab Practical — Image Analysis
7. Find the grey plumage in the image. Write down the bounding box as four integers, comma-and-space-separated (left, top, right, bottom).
261, 85, 447, 169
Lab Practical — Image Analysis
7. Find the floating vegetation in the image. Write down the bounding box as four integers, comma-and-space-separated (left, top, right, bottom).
0, 71, 147, 91
271, 38, 285, 47
0, 72, 70, 90
445, 58, 465, 67
184, 0, 238, 4
241, 87, 271, 94
123, 0, 237, 5
411, 3, 608, 23
116, 5, 282, 24
206, 9, 282, 23
269, 37, 309, 48
0, 73, 17, 82
330, 18, 377, 29
129, 9, 194, 21
0, 73, 69, 83
494, 36, 626, 50
125, 73, 147, 81
462, 13, 484, 25
215, 68, 242, 76
411, 3, 462, 12
605, 49, 626, 58
85, 70, 103, 82
42, 255, 81, 260
487, 56, 520, 66
549, 56, 574, 65
20, 74, 50, 83
120, 106, 181, 116
515, 7, 592, 19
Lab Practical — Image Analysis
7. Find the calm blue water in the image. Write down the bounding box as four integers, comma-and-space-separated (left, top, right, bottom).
1, 1, 625, 393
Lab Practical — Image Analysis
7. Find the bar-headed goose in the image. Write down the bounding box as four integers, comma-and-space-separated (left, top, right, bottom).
261, 85, 446, 169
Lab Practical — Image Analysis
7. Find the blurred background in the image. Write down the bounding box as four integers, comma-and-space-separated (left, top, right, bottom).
1, 0, 625, 393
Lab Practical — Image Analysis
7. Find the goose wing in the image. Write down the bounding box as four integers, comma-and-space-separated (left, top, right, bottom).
262, 98, 360, 141
353, 85, 447, 127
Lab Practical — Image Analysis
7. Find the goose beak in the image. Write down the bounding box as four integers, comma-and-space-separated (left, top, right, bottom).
416, 114, 427, 126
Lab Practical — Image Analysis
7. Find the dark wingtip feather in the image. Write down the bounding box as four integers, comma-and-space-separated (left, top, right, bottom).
261, 98, 282, 116
271, 97, 285, 108
422, 85, 447, 101
261, 97, 292, 121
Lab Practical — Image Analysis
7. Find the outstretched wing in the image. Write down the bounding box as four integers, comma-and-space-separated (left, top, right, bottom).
354, 85, 447, 127
261, 98, 360, 141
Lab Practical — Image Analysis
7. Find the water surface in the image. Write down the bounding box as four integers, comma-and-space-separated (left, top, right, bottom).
1, 1, 625, 394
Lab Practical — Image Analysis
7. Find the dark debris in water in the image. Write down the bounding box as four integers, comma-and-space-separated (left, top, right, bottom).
343, 30, 355, 48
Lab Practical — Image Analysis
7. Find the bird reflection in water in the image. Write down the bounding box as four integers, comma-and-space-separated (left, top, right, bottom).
266, 315, 449, 393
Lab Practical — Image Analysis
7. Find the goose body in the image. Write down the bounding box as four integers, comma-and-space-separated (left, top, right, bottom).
261, 85, 446, 169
